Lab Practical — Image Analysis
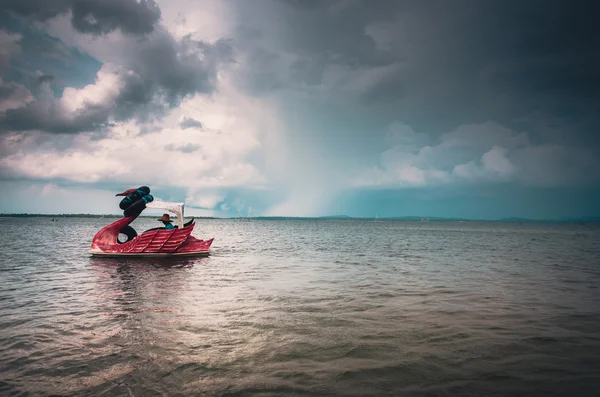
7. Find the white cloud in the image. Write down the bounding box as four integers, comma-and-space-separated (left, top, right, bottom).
481, 145, 515, 176
0, 66, 286, 209
452, 161, 486, 180
184, 193, 223, 209
60, 63, 129, 112
0, 2, 301, 216
355, 120, 600, 188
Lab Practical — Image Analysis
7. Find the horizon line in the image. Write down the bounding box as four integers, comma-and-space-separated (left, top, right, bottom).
0, 213, 598, 223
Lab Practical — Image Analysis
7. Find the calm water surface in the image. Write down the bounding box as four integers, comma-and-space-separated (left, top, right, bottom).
1, 217, 600, 396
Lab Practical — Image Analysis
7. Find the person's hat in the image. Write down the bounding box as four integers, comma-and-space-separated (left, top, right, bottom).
158, 213, 172, 222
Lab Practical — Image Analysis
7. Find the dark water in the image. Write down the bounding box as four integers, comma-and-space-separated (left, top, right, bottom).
1, 217, 600, 396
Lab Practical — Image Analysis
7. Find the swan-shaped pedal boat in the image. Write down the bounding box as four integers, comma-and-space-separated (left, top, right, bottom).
90, 186, 213, 257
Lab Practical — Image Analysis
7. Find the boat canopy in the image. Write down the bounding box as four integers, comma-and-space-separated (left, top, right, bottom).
146, 201, 185, 228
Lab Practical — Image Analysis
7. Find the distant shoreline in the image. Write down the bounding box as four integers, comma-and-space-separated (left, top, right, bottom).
0, 213, 598, 223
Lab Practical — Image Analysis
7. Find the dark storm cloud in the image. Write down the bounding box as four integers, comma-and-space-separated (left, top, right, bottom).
0, 30, 234, 133
111, 34, 233, 123
354, 1, 600, 103
0, 98, 111, 133
0, 1, 176, 135
180, 117, 203, 129
0, 80, 32, 116
233, 0, 400, 91
0, 127, 85, 160
0, 62, 148, 133
0, 13, 103, 93
129, 34, 232, 106
272, 0, 399, 67
70, 0, 161, 35
3, 0, 161, 35
0, 81, 20, 99
239, 0, 403, 66
0, 60, 139, 133
0, 0, 70, 22
0, 80, 30, 100
235, 0, 600, 145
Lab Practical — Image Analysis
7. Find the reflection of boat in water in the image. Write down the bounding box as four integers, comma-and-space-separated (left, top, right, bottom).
90, 186, 213, 258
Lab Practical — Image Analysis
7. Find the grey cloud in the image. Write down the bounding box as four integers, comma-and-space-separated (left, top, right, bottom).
0, 24, 100, 94
1, 0, 71, 22
234, 1, 600, 131
129, 34, 231, 106
37, 75, 54, 84
290, 56, 327, 87
237, 46, 284, 94
0, 30, 21, 73
3, 0, 161, 35
0, 130, 81, 159
198, 39, 235, 64
358, 1, 600, 136
164, 143, 201, 153
71, 0, 160, 35
0, 99, 111, 133
0, 80, 32, 112
226, 0, 600, 192
511, 144, 600, 188
180, 117, 203, 129
0, 29, 234, 134
109, 33, 233, 119
274, 0, 398, 67
0, 82, 24, 100
282, 0, 325, 10
1, 65, 144, 133
230, 0, 403, 94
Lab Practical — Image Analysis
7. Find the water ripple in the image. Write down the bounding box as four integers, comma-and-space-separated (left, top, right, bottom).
1, 218, 600, 396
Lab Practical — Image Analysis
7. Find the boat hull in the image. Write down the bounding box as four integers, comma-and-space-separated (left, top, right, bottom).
90, 216, 214, 257
89, 250, 210, 258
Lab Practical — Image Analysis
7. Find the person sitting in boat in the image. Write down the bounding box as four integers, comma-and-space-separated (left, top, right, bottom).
158, 214, 174, 230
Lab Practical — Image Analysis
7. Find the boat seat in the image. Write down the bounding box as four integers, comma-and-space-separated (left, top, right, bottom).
141, 218, 194, 234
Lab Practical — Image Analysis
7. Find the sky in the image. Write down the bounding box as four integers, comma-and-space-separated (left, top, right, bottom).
1, 0, 599, 219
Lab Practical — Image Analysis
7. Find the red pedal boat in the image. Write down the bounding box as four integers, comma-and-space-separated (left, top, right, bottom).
90, 187, 213, 257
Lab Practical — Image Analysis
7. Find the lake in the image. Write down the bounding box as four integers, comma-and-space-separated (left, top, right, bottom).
1, 217, 600, 396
